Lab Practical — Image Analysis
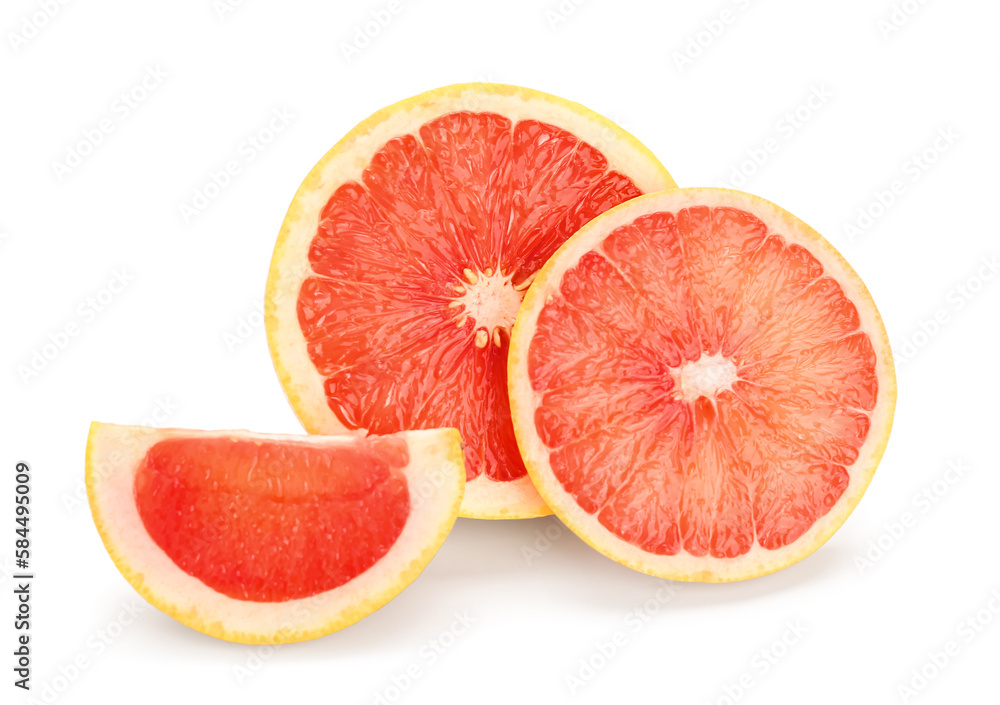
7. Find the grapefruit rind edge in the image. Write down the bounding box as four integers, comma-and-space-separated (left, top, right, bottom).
507, 187, 897, 582
86, 422, 465, 643
264, 82, 676, 520
458, 473, 551, 520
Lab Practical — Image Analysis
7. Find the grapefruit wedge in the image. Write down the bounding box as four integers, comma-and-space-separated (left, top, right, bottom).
508, 188, 896, 581
266, 83, 674, 519
86, 422, 464, 643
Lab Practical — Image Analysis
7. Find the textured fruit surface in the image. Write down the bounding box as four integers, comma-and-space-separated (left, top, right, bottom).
135, 436, 409, 602
268, 83, 675, 518
87, 423, 464, 643
509, 188, 896, 581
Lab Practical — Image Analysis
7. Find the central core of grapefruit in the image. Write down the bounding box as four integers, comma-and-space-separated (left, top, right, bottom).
674, 353, 739, 402
451, 267, 527, 348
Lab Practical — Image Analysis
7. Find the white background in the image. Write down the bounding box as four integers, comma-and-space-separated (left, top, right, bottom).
1, 1, 998, 703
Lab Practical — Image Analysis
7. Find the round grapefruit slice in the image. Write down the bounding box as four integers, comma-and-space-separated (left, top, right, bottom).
86, 422, 464, 643
266, 83, 674, 519
508, 188, 896, 581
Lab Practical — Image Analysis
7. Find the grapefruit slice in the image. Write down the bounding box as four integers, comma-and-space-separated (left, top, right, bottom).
508, 188, 896, 581
266, 83, 674, 519
86, 422, 464, 643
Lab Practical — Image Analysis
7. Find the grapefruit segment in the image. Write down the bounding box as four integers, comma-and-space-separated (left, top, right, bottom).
87, 422, 464, 643
133, 435, 409, 603
509, 188, 896, 581
267, 83, 674, 519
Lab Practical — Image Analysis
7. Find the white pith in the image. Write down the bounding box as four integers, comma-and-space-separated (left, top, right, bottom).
674, 353, 739, 402
508, 188, 897, 581
452, 267, 527, 348
265, 83, 675, 519
86, 422, 464, 643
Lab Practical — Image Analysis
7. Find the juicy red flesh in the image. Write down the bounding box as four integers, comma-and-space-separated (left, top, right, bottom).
134, 436, 410, 602
298, 111, 641, 483
529, 207, 878, 557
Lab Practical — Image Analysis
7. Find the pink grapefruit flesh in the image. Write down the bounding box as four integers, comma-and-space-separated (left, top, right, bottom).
134, 435, 410, 602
